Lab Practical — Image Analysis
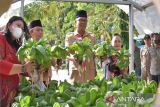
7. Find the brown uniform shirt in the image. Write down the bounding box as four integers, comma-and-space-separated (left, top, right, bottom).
65, 31, 96, 83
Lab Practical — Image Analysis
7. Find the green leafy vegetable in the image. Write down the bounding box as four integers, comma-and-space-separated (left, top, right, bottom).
68, 37, 94, 63
17, 38, 52, 68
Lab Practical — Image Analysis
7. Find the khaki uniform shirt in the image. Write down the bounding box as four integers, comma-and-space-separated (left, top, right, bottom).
65, 31, 96, 83
140, 46, 151, 80
147, 47, 160, 75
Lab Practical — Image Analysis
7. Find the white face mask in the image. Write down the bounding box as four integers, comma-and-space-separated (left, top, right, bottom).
11, 27, 23, 39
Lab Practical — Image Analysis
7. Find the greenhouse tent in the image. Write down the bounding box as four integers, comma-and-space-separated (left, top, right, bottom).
0, 0, 159, 73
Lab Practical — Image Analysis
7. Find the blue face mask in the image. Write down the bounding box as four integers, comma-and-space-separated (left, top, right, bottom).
136, 39, 145, 48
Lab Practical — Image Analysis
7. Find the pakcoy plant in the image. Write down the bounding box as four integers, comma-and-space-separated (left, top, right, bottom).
68, 37, 94, 72
17, 38, 53, 86
68, 37, 94, 65
17, 38, 52, 68
95, 41, 129, 72
95, 41, 117, 58
50, 45, 69, 72
116, 47, 129, 70
12, 73, 157, 107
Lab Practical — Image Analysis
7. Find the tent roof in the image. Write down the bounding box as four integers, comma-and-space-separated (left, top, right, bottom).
0, 0, 153, 16
13, 0, 20, 2
1, 0, 159, 34
10, 0, 154, 11
51, 0, 153, 11
131, 0, 152, 6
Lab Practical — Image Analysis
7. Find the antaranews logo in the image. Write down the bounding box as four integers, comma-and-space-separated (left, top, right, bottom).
105, 95, 145, 104
105, 95, 115, 104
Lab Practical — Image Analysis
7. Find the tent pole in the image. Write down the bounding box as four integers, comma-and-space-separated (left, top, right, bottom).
20, 0, 24, 17
129, 4, 134, 73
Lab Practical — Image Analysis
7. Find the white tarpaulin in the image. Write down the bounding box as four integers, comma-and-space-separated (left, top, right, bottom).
134, 6, 160, 34
118, 1, 160, 34
130, 0, 160, 34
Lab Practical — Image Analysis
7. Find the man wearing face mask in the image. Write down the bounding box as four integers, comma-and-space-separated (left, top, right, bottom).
0, 16, 34, 107
65, 10, 96, 83
146, 33, 160, 85
29, 20, 52, 86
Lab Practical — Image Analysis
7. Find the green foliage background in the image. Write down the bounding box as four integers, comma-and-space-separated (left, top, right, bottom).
24, 1, 137, 48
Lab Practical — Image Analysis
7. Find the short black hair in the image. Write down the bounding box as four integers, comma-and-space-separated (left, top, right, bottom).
114, 33, 121, 37
144, 34, 151, 40
76, 10, 87, 19
151, 33, 159, 38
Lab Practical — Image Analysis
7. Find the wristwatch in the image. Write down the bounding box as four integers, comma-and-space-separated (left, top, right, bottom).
21, 65, 26, 72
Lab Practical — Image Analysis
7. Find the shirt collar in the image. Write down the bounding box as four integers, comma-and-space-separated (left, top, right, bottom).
74, 30, 88, 38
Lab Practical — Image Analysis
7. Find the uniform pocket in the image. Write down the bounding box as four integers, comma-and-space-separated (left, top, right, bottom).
141, 50, 146, 56
150, 50, 156, 57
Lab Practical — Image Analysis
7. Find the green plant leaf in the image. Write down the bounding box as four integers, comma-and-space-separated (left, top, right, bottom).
20, 96, 31, 107
53, 102, 61, 107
